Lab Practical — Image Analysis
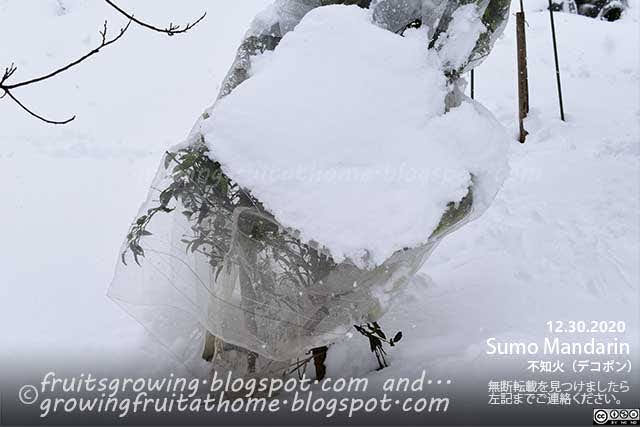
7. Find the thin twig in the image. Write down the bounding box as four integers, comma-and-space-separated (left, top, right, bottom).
2, 20, 130, 91
1, 63, 17, 86
104, 0, 206, 36
1, 20, 131, 124
4, 90, 75, 125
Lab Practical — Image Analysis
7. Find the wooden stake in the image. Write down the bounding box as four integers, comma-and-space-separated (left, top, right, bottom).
516, 11, 530, 143
548, 0, 566, 121
312, 346, 328, 380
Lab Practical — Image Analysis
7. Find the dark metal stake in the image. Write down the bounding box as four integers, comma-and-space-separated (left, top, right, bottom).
470, 69, 475, 99
548, 0, 566, 121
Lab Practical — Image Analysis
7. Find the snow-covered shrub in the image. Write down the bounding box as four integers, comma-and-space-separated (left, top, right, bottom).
110, 0, 512, 379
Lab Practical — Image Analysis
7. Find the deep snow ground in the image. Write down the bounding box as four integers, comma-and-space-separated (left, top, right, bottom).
0, 0, 273, 373
1, 0, 638, 391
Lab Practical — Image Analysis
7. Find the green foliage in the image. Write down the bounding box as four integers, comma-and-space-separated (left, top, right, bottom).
122, 142, 255, 268
121, 142, 336, 291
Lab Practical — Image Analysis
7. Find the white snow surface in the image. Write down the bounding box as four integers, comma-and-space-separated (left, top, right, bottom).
202, 5, 510, 266
0, 0, 638, 392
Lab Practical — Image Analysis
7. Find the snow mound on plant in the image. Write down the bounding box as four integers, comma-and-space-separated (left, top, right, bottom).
202, 5, 511, 266
435, 3, 487, 71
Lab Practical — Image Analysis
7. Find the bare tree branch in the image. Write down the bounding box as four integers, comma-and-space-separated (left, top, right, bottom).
1, 0, 206, 125
4, 89, 75, 125
2, 20, 130, 91
104, 0, 206, 36
0, 20, 131, 124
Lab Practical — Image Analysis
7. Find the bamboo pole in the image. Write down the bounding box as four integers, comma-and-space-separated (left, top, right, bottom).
548, 0, 566, 121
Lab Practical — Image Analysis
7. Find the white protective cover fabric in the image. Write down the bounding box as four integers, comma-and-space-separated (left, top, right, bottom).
109, 1, 511, 376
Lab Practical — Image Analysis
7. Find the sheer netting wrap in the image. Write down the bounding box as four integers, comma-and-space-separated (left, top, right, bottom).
109, 0, 511, 377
